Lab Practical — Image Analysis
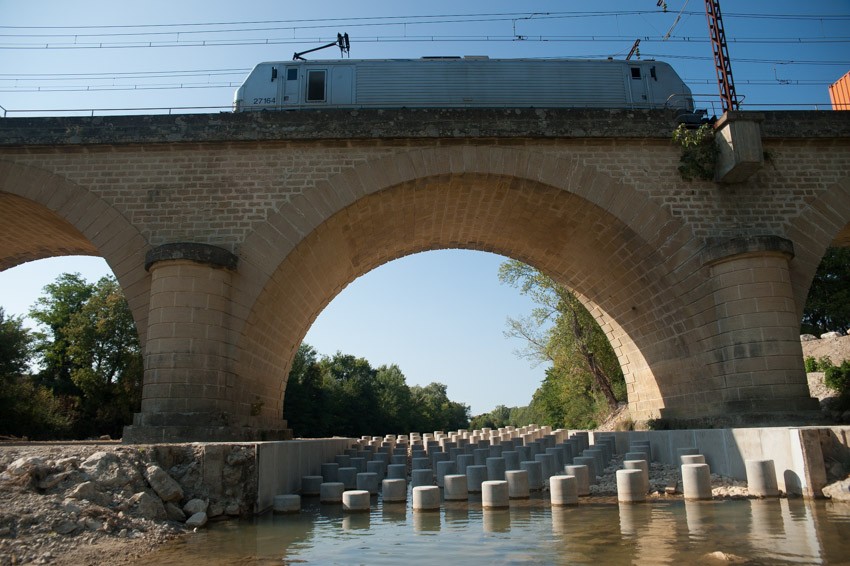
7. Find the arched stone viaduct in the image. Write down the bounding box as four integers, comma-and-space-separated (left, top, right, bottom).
1, 108, 848, 442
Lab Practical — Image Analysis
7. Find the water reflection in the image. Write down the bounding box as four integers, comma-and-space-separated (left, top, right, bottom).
136, 497, 850, 565
412, 510, 441, 532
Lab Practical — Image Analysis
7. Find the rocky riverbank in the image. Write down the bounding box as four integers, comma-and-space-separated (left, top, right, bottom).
0, 441, 761, 566
0, 442, 258, 566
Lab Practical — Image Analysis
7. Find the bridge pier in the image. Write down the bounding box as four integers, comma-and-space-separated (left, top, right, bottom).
123, 243, 291, 443
659, 235, 821, 426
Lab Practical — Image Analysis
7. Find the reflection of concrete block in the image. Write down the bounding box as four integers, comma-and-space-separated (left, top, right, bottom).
714, 112, 764, 183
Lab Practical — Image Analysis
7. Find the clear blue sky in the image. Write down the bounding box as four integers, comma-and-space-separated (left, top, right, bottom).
1, 1, 848, 414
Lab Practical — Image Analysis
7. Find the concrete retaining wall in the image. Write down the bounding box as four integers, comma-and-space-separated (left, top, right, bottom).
586, 426, 850, 498
256, 438, 356, 513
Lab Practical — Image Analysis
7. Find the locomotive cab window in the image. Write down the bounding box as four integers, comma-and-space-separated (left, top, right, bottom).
306, 70, 327, 102
630, 67, 642, 79
287, 68, 298, 81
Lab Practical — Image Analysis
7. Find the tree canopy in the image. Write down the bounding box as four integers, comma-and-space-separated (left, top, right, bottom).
802, 247, 850, 336
284, 346, 470, 437
489, 260, 626, 430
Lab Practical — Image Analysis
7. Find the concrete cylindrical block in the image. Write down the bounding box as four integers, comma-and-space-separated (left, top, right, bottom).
520, 460, 543, 491
411, 468, 434, 488
745, 459, 780, 497
391, 454, 407, 466
583, 449, 606, 474
502, 451, 520, 471
535, 453, 556, 481
272, 494, 300, 514
623, 451, 649, 464
350, 457, 366, 473
456, 453, 474, 476
356, 472, 379, 495
682, 463, 712, 500
546, 447, 566, 472
550, 475, 579, 506
321, 462, 340, 483
338, 467, 358, 490
564, 465, 590, 496
444, 474, 469, 501
677, 447, 700, 464
474, 448, 490, 466
482, 480, 510, 509
516, 446, 531, 462
301, 475, 323, 496
681, 454, 706, 466
320, 482, 345, 504
436, 460, 457, 487
572, 456, 597, 483
334, 454, 351, 468
486, 457, 507, 481
623, 460, 649, 494
505, 469, 529, 499
467, 465, 489, 493
616, 469, 647, 503
387, 463, 407, 480
412, 485, 441, 511
412, 457, 431, 471
366, 460, 385, 480
382, 478, 407, 502
342, 490, 371, 512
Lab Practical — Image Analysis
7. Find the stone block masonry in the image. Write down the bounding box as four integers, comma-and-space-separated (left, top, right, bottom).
1, 109, 849, 440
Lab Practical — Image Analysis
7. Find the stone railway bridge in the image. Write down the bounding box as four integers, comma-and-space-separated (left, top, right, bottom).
1, 108, 849, 442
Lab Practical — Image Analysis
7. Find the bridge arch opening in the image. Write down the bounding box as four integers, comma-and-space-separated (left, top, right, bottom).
238, 171, 701, 428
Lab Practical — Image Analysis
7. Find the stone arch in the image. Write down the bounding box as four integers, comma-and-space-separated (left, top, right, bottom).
785, 176, 850, 321
236, 147, 708, 424
0, 160, 152, 345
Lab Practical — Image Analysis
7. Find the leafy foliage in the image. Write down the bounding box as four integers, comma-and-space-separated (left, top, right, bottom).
284, 346, 470, 437
11, 273, 144, 439
496, 260, 625, 429
672, 123, 718, 181
801, 247, 850, 336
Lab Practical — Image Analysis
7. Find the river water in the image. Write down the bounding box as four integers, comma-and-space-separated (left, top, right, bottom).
139, 494, 850, 565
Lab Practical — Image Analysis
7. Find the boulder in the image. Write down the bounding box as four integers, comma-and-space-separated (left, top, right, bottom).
0, 457, 48, 484
822, 477, 850, 502
182, 498, 207, 516
164, 502, 186, 522
80, 451, 137, 489
144, 465, 183, 503
128, 491, 168, 521
67, 481, 111, 507
821, 331, 844, 339
185, 512, 208, 529
800, 334, 818, 342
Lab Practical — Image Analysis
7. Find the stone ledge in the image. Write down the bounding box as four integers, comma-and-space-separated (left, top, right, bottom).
144, 243, 238, 271
700, 235, 795, 268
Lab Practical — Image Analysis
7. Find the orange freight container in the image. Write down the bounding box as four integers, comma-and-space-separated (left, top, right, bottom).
830, 71, 850, 110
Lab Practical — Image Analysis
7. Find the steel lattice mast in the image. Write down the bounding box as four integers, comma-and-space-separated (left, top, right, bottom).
705, 0, 739, 112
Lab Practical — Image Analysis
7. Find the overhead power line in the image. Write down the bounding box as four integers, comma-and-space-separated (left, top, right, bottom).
1, 10, 847, 32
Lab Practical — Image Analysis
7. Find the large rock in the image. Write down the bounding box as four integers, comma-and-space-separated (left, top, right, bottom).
182, 498, 208, 516
821, 331, 844, 339
164, 502, 186, 522
822, 477, 850, 502
80, 451, 138, 489
67, 481, 111, 507
128, 491, 168, 521
0, 457, 48, 485
144, 464, 184, 503
185, 511, 208, 529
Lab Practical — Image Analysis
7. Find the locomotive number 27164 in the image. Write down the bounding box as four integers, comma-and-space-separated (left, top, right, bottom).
252, 97, 276, 105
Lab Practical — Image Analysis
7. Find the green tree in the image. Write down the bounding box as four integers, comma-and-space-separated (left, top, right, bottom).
410, 382, 470, 432
65, 277, 143, 438
0, 307, 32, 378
374, 364, 414, 433
802, 247, 850, 336
29, 273, 94, 396
498, 260, 625, 428
0, 308, 70, 438
28, 273, 142, 438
